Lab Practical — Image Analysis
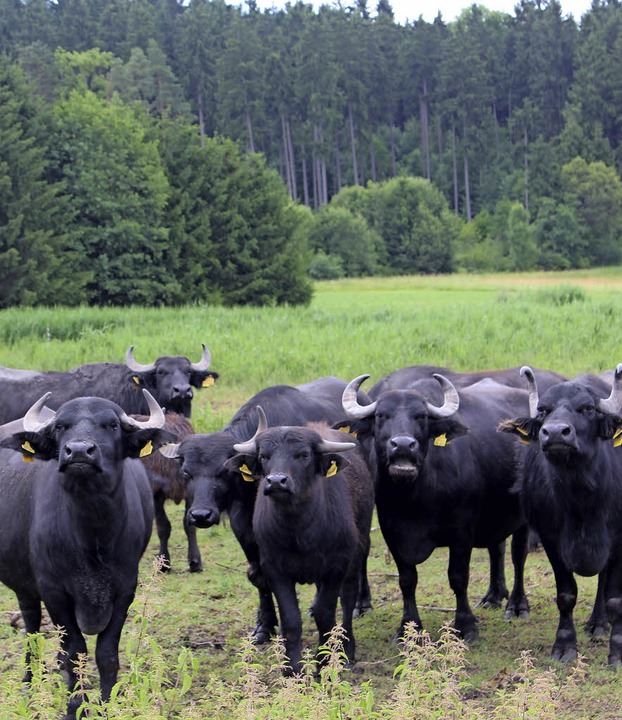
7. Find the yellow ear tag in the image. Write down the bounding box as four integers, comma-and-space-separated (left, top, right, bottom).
202, 376, 215, 388
434, 433, 448, 447
132, 375, 141, 385
338, 425, 351, 434
613, 428, 622, 448
21, 441, 35, 462
516, 426, 530, 437
239, 463, 255, 482
326, 460, 338, 478
139, 440, 153, 458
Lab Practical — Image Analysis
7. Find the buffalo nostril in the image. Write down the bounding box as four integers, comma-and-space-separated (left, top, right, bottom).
541, 428, 549, 438
561, 427, 571, 437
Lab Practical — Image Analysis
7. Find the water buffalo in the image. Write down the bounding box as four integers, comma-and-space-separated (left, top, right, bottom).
0, 344, 218, 423
340, 373, 531, 642
500, 366, 622, 664
0, 390, 168, 719
159, 377, 374, 642
369, 365, 566, 398
227, 411, 374, 673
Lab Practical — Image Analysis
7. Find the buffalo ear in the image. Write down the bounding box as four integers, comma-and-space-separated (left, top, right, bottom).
428, 417, 469, 445
123, 428, 176, 459
498, 417, 539, 443
223, 454, 260, 482
332, 417, 372, 442
599, 413, 622, 442
0, 430, 58, 460
190, 370, 219, 389
320, 453, 350, 478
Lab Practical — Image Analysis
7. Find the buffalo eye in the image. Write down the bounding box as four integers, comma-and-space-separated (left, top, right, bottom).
579, 405, 595, 417
156, 368, 167, 376
537, 406, 550, 418
295, 451, 310, 460
182, 469, 192, 482
259, 452, 270, 463
106, 421, 119, 431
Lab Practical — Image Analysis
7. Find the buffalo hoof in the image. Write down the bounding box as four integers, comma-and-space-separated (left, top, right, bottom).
156, 553, 171, 572
251, 624, 275, 645
478, 588, 509, 609
504, 595, 530, 620
552, 644, 577, 663
457, 624, 479, 644
585, 617, 609, 640
188, 560, 203, 573
353, 599, 372, 618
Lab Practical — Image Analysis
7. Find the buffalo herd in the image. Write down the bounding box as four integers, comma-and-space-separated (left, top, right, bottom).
1, 346, 621, 716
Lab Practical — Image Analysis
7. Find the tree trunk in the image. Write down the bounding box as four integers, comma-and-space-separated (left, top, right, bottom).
245, 109, 255, 153
419, 78, 431, 179
281, 113, 293, 198
286, 118, 297, 199
348, 101, 359, 185
370, 139, 377, 182
334, 133, 342, 193
524, 126, 529, 212
452, 124, 459, 215
302, 146, 310, 206
463, 152, 472, 221
390, 124, 397, 177
197, 87, 205, 148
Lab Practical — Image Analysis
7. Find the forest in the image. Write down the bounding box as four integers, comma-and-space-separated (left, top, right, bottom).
2, 0, 622, 306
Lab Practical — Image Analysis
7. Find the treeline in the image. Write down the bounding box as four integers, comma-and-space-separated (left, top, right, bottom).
2, 0, 622, 305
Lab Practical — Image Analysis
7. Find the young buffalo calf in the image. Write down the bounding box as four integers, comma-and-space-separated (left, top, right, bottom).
227, 410, 374, 673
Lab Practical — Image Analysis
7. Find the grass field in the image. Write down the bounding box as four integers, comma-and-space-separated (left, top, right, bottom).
1, 269, 622, 717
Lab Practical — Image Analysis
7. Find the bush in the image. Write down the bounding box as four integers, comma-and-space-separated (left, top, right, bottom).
308, 251, 345, 280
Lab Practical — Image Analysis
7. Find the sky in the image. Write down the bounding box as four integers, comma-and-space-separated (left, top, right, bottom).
252, 0, 594, 24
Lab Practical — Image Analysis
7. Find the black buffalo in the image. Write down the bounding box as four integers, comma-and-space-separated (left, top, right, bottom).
340, 373, 530, 642
369, 365, 566, 398
227, 412, 374, 673
139, 412, 198, 571
500, 366, 622, 664
159, 377, 374, 642
0, 390, 168, 719
0, 344, 218, 423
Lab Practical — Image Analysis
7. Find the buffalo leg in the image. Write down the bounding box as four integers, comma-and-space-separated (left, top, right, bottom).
45, 600, 88, 720
184, 499, 203, 572
340, 572, 360, 664
605, 560, 622, 666
542, 539, 578, 662
313, 579, 342, 665
247, 560, 278, 644
17, 593, 42, 683
354, 550, 373, 618
394, 555, 422, 639
154, 490, 172, 571
479, 541, 509, 608
448, 543, 478, 642
585, 569, 608, 639
505, 525, 530, 619
95, 593, 134, 702
269, 576, 303, 674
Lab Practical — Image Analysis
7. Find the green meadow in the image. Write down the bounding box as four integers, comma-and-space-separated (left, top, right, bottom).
1, 270, 622, 717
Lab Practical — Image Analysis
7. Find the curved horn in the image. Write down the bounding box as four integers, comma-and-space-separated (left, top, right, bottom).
317, 439, 357, 453
425, 374, 460, 418
125, 346, 155, 373
119, 389, 165, 430
0, 417, 28, 440
342, 375, 377, 419
23, 393, 55, 433
190, 343, 212, 371
159, 442, 181, 459
233, 406, 268, 454
598, 363, 622, 415
520, 366, 539, 418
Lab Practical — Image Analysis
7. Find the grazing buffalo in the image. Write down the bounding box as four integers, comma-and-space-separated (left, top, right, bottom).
159, 377, 374, 642
0, 390, 168, 719
0, 344, 218, 423
500, 366, 622, 664
226, 411, 374, 673
369, 365, 566, 398
340, 373, 531, 642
